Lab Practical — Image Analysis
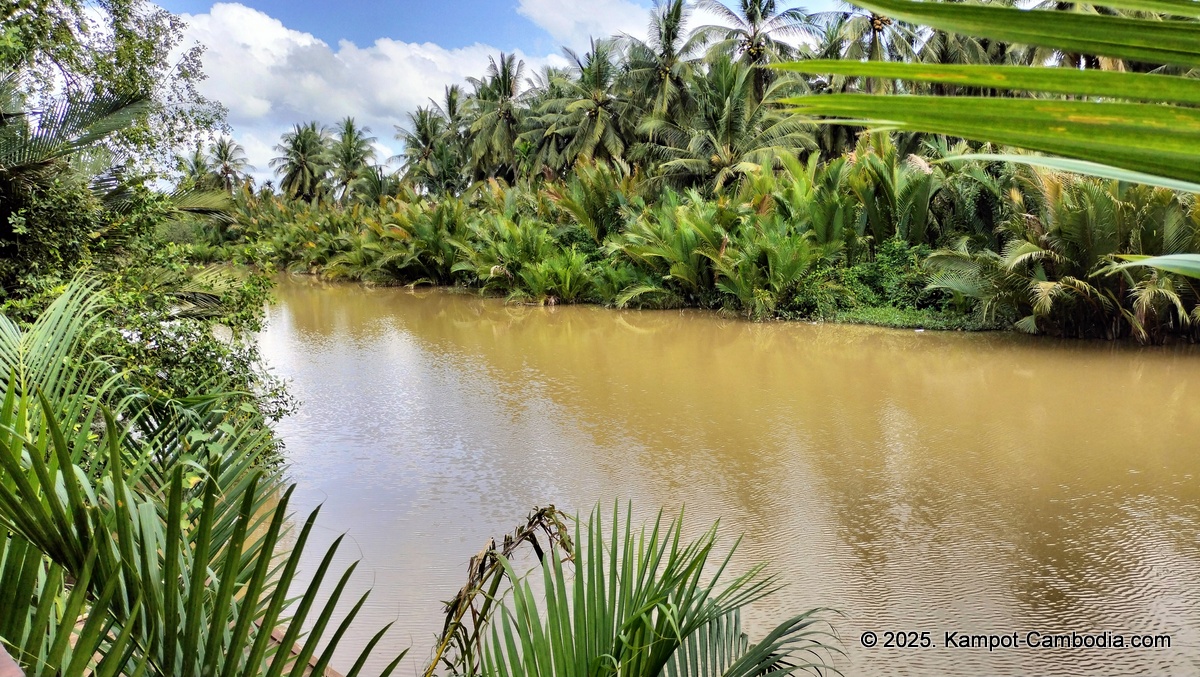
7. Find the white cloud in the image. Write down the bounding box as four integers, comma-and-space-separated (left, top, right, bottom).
516, 0, 652, 50
175, 0, 815, 183
179, 3, 570, 183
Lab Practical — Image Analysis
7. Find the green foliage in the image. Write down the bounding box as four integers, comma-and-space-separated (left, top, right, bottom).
833, 305, 992, 330
270, 122, 331, 203
185, 0, 1200, 341
0, 281, 400, 676
0, 288, 841, 677
0, 173, 101, 296
220, 146, 1200, 341
5, 1, 224, 170
840, 238, 933, 311
925, 173, 1200, 341
483, 505, 840, 677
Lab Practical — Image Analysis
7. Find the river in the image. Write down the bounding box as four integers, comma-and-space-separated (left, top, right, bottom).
258, 276, 1200, 676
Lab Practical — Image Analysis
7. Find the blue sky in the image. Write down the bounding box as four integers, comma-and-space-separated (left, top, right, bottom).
158, 0, 632, 54
163, 0, 832, 179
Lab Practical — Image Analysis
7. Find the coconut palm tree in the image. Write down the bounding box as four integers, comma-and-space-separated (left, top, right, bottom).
353, 164, 403, 204
330, 116, 377, 202
270, 121, 330, 202
523, 39, 636, 173
692, 0, 816, 98
396, 106, 471, 195
814, 6, 919, 93
209, 136, 252, 192
641, 56, 815, 192
396, 107, 445, 180
466, 53, 528, 181
621, 0, 706, 118
432, 84, 468, 137
177, 143, 220, 190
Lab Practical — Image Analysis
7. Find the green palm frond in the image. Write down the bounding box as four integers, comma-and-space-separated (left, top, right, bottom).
482, 504, 840, 677
778, 0, 1200, 191
0, 92, 150, 174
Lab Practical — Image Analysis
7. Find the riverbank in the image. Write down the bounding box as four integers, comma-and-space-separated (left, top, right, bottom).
173, 156, 1200, 343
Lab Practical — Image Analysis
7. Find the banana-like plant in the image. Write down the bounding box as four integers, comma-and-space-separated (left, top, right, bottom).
0, 280, 403, 676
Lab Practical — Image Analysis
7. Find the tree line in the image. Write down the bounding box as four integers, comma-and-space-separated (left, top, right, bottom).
176, 0, 1200, 343
184, 0, 1162, 202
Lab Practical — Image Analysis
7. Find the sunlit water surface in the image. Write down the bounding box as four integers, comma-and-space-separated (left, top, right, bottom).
258, 276, 1200, 676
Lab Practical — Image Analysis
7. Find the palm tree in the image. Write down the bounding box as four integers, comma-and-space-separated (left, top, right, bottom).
621, 0, 706, 117
270, 121, 330, 202
432, 84, 469, 139
395, 106, 471, 195
466, 52, 527, 181
396, 107, 445, 179
209, 136, 252, 192
352, 164, 403, 203
523, 39, 636, 173
177, 143, 220, 190
430, 85, 471, 177
815, 6, 919, 93
330, 116, 377, 202
641, 56, 815, 192
479, 505, 840, 677
693, 0, 816, 98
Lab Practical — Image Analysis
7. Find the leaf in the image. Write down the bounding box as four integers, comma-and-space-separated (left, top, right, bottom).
774, 62, 1200, 106
939, 154, 1200, 194
839, 0, 1200, 67
1113, 254, 1200, 279
780, 94, 1200, 185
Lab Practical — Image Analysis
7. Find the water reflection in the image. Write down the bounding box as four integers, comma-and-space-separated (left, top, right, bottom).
260, 276, 1200, 676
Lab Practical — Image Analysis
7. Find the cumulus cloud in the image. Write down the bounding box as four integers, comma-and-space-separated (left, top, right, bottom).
179, 2, 569, 182
175, 1, 816, 182
516, 0, 652, 49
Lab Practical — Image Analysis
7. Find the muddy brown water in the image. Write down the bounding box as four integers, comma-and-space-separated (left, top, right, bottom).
258, 276, 1200, 676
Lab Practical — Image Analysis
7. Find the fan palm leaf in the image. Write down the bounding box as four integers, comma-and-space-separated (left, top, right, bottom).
482, 504, 840, 677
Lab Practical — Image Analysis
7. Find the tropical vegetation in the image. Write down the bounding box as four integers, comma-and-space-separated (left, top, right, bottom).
2, 0, 1200, 674
176, 0, 1200, 342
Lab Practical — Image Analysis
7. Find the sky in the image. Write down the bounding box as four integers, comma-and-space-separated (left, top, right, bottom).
155, 0, 835, 182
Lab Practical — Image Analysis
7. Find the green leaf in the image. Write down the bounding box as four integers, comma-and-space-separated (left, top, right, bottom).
938, 154, 1200, 194
780, 94, 1200, 184
843, 0, 1200, 67
1066, 0, 1200, 16
1113, 254, 1200, 279
774, 62, 1200, 106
